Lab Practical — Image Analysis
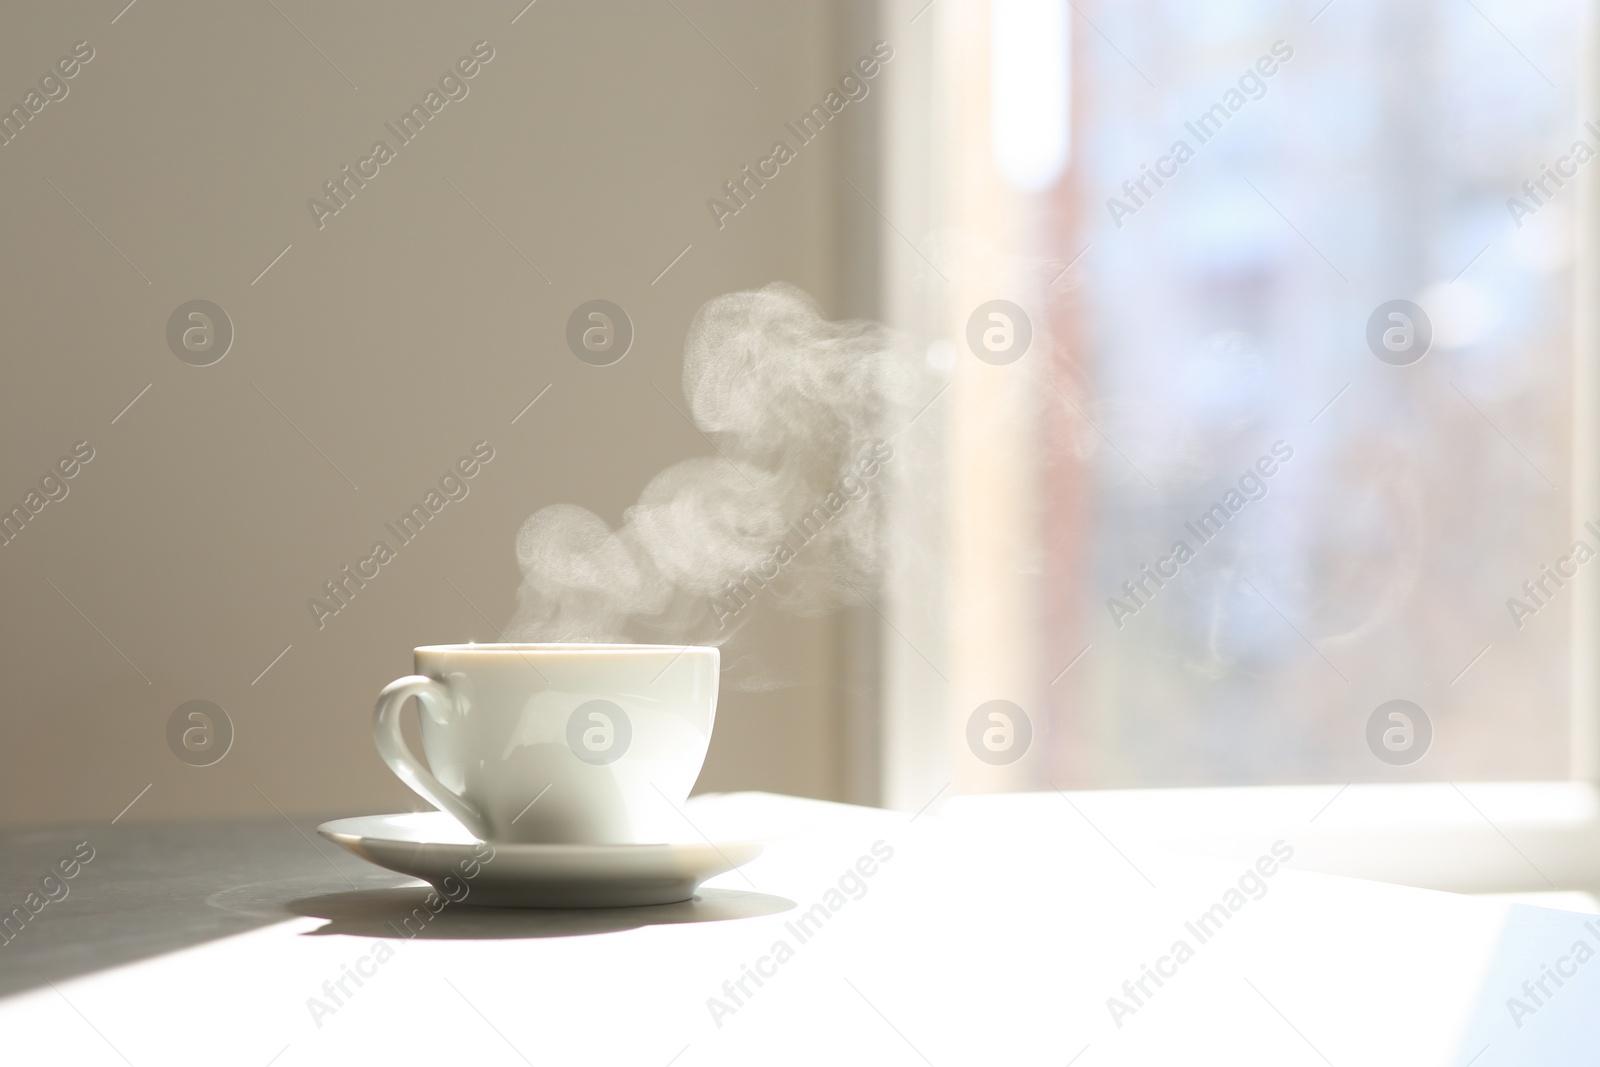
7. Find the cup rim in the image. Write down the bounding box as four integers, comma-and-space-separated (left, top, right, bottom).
414, 642, 717, 656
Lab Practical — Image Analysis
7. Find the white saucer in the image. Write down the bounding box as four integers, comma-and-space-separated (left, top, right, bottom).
318, 812, 764, 909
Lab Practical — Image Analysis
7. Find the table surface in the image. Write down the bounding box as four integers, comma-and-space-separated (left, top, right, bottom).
1, 791, 1595, 1066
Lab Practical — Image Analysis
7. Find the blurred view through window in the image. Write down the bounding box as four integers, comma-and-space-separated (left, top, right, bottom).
897, 0, 1589, 791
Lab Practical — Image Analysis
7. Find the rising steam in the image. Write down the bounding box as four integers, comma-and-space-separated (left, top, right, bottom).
506, 283, 914, 655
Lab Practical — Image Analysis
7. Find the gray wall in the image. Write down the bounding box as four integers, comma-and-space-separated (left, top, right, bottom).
0, 1, 884, 824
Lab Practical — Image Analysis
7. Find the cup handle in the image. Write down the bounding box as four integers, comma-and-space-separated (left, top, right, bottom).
373, 675, 490, 840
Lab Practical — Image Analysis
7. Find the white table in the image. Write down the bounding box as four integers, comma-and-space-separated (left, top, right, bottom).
1, 791, 1594, 1065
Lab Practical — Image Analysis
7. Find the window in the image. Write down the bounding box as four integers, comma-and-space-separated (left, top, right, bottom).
875, 0, 1594, 806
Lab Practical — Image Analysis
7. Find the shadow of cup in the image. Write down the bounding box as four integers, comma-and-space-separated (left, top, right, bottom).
287, 885, 795, 940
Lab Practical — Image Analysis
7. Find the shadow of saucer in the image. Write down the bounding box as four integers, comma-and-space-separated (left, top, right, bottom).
287, 885, 795, 940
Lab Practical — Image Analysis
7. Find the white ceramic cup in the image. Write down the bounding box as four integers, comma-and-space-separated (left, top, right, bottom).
372, 644, 718, 845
